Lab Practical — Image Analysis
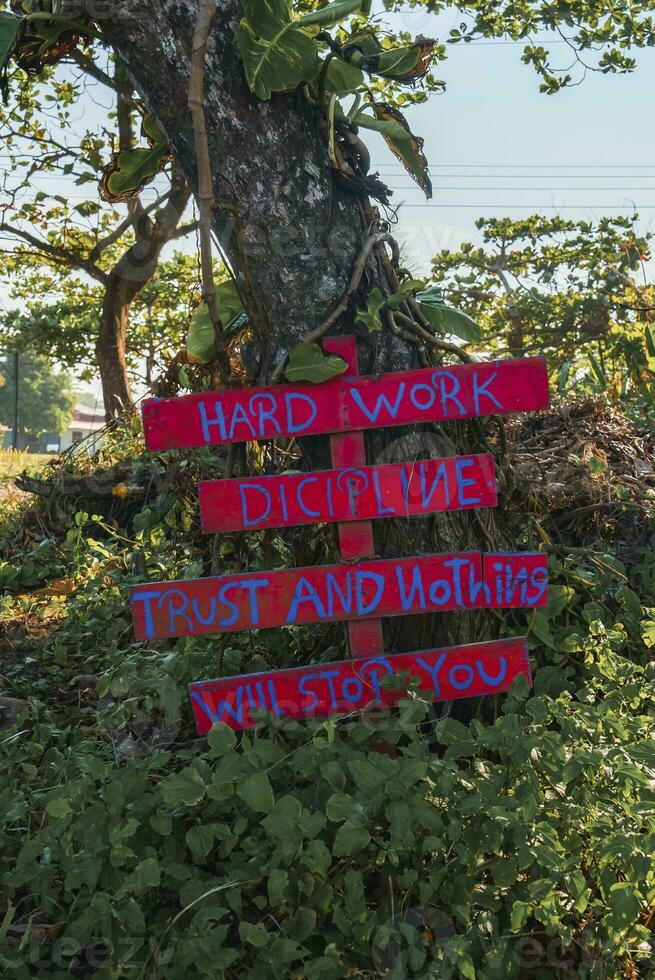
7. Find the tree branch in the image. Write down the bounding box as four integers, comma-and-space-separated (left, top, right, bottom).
68, 49, 117, 90
88, 192, 173, 262
171, 220, 199, 240
0, 222, 108, 285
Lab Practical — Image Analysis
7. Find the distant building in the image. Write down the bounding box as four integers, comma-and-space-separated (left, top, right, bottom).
4, 396, 106, 454
57, 401, 105, 451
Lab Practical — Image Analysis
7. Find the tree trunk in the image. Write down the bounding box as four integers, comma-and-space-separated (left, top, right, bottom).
76, 0, 410, 381
71, 0, 504, 657
97, 276, 137, 418
97, 168, 191, 419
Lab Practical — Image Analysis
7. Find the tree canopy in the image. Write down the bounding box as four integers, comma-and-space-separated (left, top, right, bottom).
432, 214, 655, 418
0, 350, 74, 445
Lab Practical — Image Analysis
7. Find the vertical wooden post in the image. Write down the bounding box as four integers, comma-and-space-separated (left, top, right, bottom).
324, 336, 385, 659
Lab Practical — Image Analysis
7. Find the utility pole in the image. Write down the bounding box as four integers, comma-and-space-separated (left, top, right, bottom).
11, 350, 19, 451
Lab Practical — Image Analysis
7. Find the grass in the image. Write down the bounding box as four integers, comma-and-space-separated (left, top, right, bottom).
0, 449, 51, 484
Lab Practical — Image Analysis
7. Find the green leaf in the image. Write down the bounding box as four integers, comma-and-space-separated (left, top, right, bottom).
240, 921, 270, 948
566, 871, 590, 913
356, 104, 432, 199
417, 300, 481, 343
288, 907, 317, 942
558, 360, 571, 394
333, 820, 370, 856
347, 758, 386, 792
324, 58, 364, 96
186, 825, 215, 862
641, 612, 655, 648
150, 812, 172, 836
645, 324, 655, 358
270, 938, 306, 967
46, 796, 71, 819
262, 795, 302, 839
238, 0, 321, 100
303, 839, 332, 876
356, 286, 386, 333
160, 767, 205, 807
325, 792, 354, 822
207, 723, 237, 755
587, 351, 607, 388
186, 280, 246, 364
344, 28, 381, 60
178, 365, 193, 390
607, 882, 642, 931
284, 342, 348, 384
362, 39, 438, 83
510, 900, 530, 932
415, 283, 443, 306
132, 858, 160, 891
237, 772, 275, 812
267, 868, 289, 906
100, 115, 170, 202
0, 12, 23, 98
298, 0, 363, 28
103, 146, 169, 201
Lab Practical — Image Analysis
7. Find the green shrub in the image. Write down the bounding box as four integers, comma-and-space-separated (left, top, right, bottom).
0, 429, 653, 978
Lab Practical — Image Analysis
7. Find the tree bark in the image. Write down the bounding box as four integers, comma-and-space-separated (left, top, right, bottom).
65, 0, 502, 658
74, 0, 410, 381
97, 166, 191, 418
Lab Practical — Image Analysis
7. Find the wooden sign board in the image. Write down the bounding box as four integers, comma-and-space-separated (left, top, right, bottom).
198, 454, 497, 533
131, 552, 548, 641
189, 638, 531, 734
142, 357, 549, 452
133, 338, 549, 736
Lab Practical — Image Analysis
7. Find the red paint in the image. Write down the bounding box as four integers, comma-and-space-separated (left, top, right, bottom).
188, 637, 531, 734
142, 356, 549, 452
198, 453, 497, 534
324, 336, 384, 659
131, 552, 548, 641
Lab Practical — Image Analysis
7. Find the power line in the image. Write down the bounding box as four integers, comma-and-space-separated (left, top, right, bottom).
388, 186, 655, 191
3, 154, 655, 169
381, 174, 655, 180
13, 173, 655, 183
398, 203, 655, 209
373, 164, 655, 171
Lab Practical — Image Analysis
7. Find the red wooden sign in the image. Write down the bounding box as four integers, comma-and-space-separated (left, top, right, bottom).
131, 552, 548, 641
142, 356, 549, 452
132, 336, 550, 736
198, 453, 497, 534
189, 637, 531, 734
324, 336, 384, 660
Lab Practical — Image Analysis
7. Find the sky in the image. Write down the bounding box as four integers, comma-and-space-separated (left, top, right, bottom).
380, 7, 655, 272
2, 7, 655, 395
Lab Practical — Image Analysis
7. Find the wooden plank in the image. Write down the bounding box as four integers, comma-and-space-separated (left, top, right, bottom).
131, 552, 548, 641
198, 453, 497, 534
188, 637, 531, 735
324, 335, 384, 660
142, 356, 550, 451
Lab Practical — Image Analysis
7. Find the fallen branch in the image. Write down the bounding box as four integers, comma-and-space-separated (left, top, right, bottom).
14, 466, 149, 501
